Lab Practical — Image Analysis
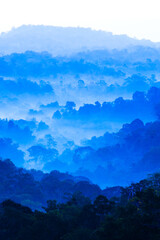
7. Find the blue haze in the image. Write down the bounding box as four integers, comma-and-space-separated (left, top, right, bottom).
0, 26, 159, 188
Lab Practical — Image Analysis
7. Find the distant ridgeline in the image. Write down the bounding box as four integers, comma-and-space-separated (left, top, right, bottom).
0, 25, 159, 56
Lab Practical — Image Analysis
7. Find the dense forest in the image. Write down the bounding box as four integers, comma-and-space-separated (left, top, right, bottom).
0, 158, 121, 210
0, 172, 159, 240
0, 26, 160, 239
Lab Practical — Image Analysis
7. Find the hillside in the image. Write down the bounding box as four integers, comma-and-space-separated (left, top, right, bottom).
0, 172, 159, 240
0, 159, 121, 210
0, 25, 158, 56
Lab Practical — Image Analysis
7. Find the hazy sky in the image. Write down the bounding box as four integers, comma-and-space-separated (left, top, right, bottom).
1, 0, 160, 42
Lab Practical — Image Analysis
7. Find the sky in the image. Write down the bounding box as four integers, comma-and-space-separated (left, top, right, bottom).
0, 0, 160, 42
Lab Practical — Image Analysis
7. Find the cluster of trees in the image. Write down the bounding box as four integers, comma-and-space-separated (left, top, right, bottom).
0, 119, 35, 144
53, 87, 160, 123
0, 172, 159, 240
0, 158, 121, 210
2, 36, 160, 77
0, 51, 124, 78
1, 116, 160, 188
0, 77, 53, 96
50, 118, 160, 187
0, 139, 24, 167
2, 116, 160, 188
0, 50, 160, 97
0, 51, 159, 106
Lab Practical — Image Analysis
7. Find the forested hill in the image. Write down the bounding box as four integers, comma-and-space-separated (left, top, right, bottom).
0, 172, 159, 240
0, 159, 121, 210
0, 25, 158, 56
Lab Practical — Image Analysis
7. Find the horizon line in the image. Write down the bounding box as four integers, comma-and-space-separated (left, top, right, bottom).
0, 24, 158, 44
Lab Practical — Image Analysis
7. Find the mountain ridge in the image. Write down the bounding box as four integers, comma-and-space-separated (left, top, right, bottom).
0, 25, 159, 56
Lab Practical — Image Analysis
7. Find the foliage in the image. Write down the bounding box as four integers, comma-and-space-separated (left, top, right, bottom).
0, 175, 160, 240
